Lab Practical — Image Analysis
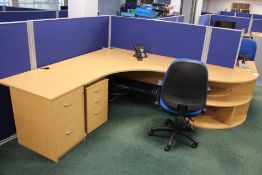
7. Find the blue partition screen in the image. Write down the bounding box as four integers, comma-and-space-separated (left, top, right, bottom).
220, 11, 235, 16
207, 28, 241, 68
253, 14, 262, 20
158, 16, 177, 22
34, 16, 109, 67
0, 22, 31, 78
199, 15, 210, 26
5, 6, 41, 11
210, 15, 250, 33
251, 19, 262, 33
0, 11, 56, 22
0, 22, 31, 141
59, 10, 68, 18
177, 16, 184, 23
0, 6, 3, 11
236, 12, 252, 18
111, 16, 206, 61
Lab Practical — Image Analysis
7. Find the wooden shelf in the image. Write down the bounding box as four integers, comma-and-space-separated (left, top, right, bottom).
192, 114, 247, 129
208, 86, 232, 97
207, 94, 252, 107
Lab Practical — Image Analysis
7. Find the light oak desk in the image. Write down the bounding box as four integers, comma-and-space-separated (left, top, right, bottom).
0, 48, 258, 162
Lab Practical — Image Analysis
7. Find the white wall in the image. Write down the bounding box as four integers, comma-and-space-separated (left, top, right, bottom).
205, 0, 262, 15
195, 0, 203, 24
68, 0, 98, 18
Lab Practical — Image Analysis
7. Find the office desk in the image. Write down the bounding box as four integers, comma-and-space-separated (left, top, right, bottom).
0, 48, 258, 162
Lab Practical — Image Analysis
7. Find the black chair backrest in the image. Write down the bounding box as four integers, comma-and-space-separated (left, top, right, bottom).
162, 60, 208, 112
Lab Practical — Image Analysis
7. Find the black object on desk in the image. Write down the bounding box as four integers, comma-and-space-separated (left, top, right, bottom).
134, 44, 147, 61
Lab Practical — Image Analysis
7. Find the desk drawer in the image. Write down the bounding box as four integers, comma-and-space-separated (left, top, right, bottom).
87, 104, 108, 133
56, 117, 84, 157
85, 79, 108, 133
53, 88, 83, 128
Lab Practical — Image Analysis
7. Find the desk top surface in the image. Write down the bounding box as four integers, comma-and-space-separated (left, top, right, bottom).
0, 48, 258, 100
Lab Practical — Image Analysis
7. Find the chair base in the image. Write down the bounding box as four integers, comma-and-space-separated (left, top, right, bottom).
148, 118, 198, 151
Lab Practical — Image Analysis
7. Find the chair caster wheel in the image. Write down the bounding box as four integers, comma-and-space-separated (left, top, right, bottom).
148, 130, 153, 136
154, 101, 159, 106
191, 142, 198, 148
164, 145, 171, 152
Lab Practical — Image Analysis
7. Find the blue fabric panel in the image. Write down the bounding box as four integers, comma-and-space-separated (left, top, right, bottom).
59, 10, 68, 18
0, 85, 15, 141
251, 19, 262, 33
207, 28, 241, 68
5, 6, 41, 11
0, 22, 31, 141
34, 16, 109, 67
0, 22, 31, 79
239, 38, 257, 61
177, 16, 184, 23
199, 15, 210, 26
220, 11, 235, 16
111, 17, 206, 61
158, 16, 177, 22
236, 12, 252, 18
0, 11, 56, 22
253, 14, 262, 20
210, 15, 250, 33
0, 6, 3, 11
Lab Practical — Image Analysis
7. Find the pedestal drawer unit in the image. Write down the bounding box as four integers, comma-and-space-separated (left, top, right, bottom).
10, 87, 85, 162
85, 79, 108, 133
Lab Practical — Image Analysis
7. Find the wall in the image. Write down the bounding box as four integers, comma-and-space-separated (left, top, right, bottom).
205, 0, 262, 14
68, 0, 98, 18
98, 0, 121, 15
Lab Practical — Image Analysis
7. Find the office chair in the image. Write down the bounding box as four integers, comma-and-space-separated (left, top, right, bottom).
239, 38, 257, 61
148, 59, 208, 151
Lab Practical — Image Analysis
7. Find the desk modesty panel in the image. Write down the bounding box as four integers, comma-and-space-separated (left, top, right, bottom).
0, 48, 258, 161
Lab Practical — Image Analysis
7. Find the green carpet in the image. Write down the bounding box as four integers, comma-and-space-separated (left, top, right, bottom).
1, 87, 262, 175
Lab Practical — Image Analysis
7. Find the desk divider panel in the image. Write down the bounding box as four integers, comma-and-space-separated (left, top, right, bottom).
177, 15, 184, 23
111, 16, 206, 61
251, 19, 262, 33
59, 10, 68, 18
199, 15, 210, 26
207, 28, 242, 68
0, 22, 31, 141
220, 11, 235, 16
5, 6, 41, 11
0, 11, 56, 22
34, 16, 109, 67
236, 12, 252, 18
253, 14, 262, 20
210, 15, 250, 33
0, 6, 3, 11
158, 16, 178, 22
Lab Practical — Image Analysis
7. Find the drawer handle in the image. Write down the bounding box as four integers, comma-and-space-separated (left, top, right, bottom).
63, 102, 72, 107
93, 89, 101, 93
94, 99, 101, 104
94, 111, 101, 115
65, 130, 74, 135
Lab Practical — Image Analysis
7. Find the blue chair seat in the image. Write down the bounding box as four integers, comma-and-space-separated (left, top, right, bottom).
160, 98, 203, 117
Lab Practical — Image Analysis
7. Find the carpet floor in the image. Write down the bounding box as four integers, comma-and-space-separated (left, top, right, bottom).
0, 87, 262, 175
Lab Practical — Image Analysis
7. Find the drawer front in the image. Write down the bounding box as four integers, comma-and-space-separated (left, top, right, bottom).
53, 87, 83, 128
56, 117, 84, 157
87, 103, 108, 133
85, 79, 108, 133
